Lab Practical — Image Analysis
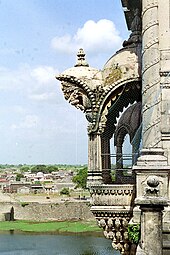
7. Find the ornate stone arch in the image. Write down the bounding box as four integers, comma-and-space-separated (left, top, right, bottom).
97, 78, 141, 135
114, 102, 142, 146
113, 102, 142, 183
99, 81, 142, 184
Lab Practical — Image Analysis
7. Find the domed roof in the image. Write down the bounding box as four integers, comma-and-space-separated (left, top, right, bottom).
102, 45, 141, 87
37, 172, 44, 177
57, 48, 102, 90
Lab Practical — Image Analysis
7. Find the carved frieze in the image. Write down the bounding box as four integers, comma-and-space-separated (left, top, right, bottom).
90, 184, 135, 207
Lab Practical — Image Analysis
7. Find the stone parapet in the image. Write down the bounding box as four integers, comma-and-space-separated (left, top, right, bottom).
90, 184, 135, 207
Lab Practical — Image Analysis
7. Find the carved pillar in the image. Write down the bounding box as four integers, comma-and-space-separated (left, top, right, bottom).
101, 135, 112, 184
142, 0, 162, 149
87, 133, 103, 186
116, 145, 123, 169
116, 144, 124, 183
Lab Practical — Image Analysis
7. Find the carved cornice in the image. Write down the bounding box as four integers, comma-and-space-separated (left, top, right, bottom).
123, 8, 142, 47
90, 184, 135, 207
57, 74, 95, 110
90, 184, 134, 195
57, 71, 141, 135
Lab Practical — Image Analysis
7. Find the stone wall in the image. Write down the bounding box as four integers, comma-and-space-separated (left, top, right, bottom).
0, 201, 95, 222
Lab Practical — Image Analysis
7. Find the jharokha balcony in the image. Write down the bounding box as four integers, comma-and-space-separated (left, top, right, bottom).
56, 10, 142, 252
88, 152, 138, 255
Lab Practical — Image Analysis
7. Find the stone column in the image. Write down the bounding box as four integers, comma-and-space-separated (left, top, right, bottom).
158, 0, 170, 163
135, 175, 168, 255
142, 0, 161, 149
139, 204, 164, 255
116, 144, 123, 183
101, 135, 112, 184
87, 133, 103, 186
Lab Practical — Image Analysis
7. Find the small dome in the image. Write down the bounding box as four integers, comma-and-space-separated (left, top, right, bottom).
57, 48, 102, 90
37, 172, 44, 177
61, 65, 100, 81
102, 45, 141, 87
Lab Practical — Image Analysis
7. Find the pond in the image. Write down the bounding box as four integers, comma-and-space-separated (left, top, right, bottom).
0, 232, 120, 255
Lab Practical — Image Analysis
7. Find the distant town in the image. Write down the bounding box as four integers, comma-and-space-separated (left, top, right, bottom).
0, 164, 88, 196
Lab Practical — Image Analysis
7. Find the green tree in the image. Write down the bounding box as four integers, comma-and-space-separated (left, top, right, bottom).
60, 187, 70, 196
46, 165, 58, 173
16, 173, 24, 181
31, 165, 59, 174
20, 165, 30, 172
31, 165, 47, 174
72, 167, 88, 189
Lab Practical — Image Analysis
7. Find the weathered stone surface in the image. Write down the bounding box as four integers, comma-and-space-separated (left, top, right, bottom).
0, 201, 94, 222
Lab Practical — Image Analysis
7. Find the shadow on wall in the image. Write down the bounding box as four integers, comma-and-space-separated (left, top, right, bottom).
4, 206, 14, 221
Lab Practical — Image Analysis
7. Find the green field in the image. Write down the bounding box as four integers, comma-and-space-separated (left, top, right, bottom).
0, 220, 102, 234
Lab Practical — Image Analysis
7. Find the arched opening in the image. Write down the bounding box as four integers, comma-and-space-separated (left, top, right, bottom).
101, 102, 142, 184
123, 134, 132, 167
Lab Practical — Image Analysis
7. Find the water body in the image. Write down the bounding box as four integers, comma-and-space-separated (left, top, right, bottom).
0, 232, 120, 255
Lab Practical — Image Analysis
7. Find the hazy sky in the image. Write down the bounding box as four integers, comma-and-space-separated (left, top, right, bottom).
0, 0, 129, 165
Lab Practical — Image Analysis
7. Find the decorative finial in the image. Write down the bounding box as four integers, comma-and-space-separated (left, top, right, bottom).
74, 48, 89, 67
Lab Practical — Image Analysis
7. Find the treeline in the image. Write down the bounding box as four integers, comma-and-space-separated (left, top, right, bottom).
0, 164, 87, 173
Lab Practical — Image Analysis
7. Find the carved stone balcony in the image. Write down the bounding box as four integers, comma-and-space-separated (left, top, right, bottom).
90, 184, 136, 255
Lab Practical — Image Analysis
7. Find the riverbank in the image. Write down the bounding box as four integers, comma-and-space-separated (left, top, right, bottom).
0, 220, 103, 236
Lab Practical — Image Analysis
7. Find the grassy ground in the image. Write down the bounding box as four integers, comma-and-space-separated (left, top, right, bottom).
0, 220, 102, 234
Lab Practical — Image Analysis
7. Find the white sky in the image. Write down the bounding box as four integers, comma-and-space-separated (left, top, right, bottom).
0, 0, 129, 165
